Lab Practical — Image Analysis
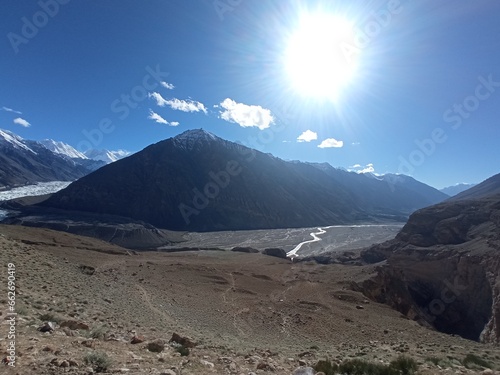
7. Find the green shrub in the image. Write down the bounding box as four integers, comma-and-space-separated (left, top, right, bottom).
89, 324, 108, 339
314, 359, 338, 375
84, 351, 112, 373
463, 354, 492, 369
325, 356, 419, 375
389, 356, 418, 375
175, 345, 190, 356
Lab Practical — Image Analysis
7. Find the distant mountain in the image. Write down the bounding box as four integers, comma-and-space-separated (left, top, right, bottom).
440, 183, 476, 197
450, 173, 500, 201
39, 139, 88, 159
0, 129, 92, 190
42, 129, 448, 231
306, 164, 448, 218
84, 149, 131, 164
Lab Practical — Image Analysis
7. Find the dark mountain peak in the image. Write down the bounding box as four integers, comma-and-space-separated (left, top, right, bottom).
172, 129, 220, 150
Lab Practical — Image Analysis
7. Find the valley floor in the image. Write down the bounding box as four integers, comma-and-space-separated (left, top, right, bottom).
161, 224, 403, 257
0, 225, 499, 374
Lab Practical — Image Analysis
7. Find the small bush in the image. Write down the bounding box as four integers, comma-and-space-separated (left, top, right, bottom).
175, 345, 190, 356
89, 325, 108, 339
84, 351, 112, 373
463, 354, 492, 369
339, 359, 389, 375
425, 357, 440, 366
389, 356, 418, 375
314, 359, 338, 375
16, 305, 28, 316
330, 356, 418, 375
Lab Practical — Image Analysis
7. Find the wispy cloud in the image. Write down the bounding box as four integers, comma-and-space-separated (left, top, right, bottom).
297, 130, 318, 142
149, 92, 207, 113
147, 110, 179, 126
318, 138, 343, 148
160, 81, 175, 90
13, 117, 31, 127
218, 98, 274, 130
1, 106, 22, 114
149, 92, 169, 106
166, 98, 207, 113
349, 163, 375, 174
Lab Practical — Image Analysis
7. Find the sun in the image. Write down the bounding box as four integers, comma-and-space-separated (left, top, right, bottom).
285, 14, 359, 100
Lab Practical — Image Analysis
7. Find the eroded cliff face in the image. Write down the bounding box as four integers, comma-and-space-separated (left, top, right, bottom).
358, 195, 500, 344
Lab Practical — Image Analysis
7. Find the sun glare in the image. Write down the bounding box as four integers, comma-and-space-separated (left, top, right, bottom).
285, 14, 359, 100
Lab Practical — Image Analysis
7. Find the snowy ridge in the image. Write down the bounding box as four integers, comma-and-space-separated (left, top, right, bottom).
0, 129, 37, 154
84, 149, 131, 164
172, 129, 219, 150
39, 139, 88, 159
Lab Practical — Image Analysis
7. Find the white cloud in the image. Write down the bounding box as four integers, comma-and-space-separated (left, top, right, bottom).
13, 117, 31, 127
297, 130, 318, 142
167, 98, 207, 113
149, 92, 207, 114
1, 106, 22, 114
218, 98, 274, 130
349, 163, 375, 174
147, 110, 179, 126
160, 81, 175, 90
148, 110, 168, 124
149, 92, 168, 106
318, 138, 343, 148
351, 142, 360, 146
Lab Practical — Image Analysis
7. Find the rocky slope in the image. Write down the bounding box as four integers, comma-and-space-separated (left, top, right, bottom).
1, 225, 499, 374
358, 192, 500, 344
40, 129, 447, 232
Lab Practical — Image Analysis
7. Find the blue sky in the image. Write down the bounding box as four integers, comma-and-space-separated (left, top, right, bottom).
1, 0, 499, 189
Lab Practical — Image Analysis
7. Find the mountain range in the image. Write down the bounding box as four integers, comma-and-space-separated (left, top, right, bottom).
41, 129, 449, 231
0, 129, 129, 190
439, 183, 477, 197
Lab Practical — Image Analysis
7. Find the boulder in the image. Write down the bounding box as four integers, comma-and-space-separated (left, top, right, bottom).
130, 335, 145, 344
169, 333, 196, 348
262, 248, 288, 259
60, 320, 90, 331
147, 339, 165, 353
38, 321, 56, 332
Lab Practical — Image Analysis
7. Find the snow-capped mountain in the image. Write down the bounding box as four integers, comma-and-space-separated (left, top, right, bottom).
0, 129, 37, 154
0, 129, 94, 190
39, 139, 88, 159
84, 149, 131, 164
